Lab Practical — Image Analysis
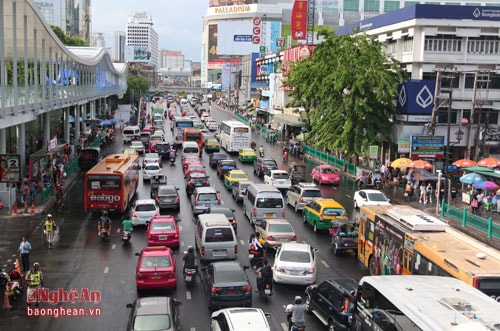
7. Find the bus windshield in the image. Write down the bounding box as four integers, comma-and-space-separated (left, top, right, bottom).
87, 175, 121, 190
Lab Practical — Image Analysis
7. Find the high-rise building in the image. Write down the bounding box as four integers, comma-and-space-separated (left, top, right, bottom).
114, 31, 126, 62
125, 12, 159, 68
65, 0, 91, 43
34, 1, 57, 25
160, 50, 184, 69
90, 33, 106, 48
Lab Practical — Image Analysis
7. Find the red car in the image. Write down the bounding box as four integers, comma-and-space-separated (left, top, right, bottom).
312, 165, 341, 185
135, 246, 176, 292
182, 155, 201, 172
147, 216, 180, 248
184, 163, 206, 178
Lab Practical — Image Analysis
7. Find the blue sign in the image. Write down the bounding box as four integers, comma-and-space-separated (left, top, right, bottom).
410, 135, 445, 159
234, 35, 252, 42
397, 80, 436, 115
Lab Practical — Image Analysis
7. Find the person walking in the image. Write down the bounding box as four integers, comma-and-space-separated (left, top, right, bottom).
18, 236, 32, 272
22, 181, 29, 205
425, 183, 433, 203
25, 262, 44, 307
29, 179, 37, 205
44, 214, 57, 248
419, 183, 426, 203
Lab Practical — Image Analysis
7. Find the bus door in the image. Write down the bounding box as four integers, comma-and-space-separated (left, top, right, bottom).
402, 233, 415, 275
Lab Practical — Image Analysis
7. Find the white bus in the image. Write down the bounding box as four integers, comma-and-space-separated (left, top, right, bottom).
351, 275, 500, 331
219, 120, 251, 153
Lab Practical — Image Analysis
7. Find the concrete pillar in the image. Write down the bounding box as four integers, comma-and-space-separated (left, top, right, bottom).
74, 105, 80, 153
64, 107, 70, 144
81, 104, 87, 134
0, 129, 5, 191
43, 112, 50, 150
17, 123, 26, 180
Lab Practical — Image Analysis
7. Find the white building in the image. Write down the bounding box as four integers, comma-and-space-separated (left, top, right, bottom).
125, 11, 159, 68
114, 31, 126, 62
90, 32, 106, 48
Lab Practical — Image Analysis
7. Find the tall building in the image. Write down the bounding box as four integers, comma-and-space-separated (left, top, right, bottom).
114, 31, 126, 62
90, 33, 105, 48
160, 50, 184, 69
125, 12, 159, 68
34, 1, 57, 25
65, 0, 91, 43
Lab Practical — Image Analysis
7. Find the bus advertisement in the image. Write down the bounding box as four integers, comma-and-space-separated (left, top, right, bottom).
358, 205, 500, 299
219, 120, 251, 152
84, 154, 140, 214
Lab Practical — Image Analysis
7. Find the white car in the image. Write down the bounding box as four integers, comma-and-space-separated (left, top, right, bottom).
130, 141, 145, 154
143, 163, 161, 181
131, 199, 159, 226
264, 170, 292, 190
210, 308, 271, 331
206, 120, 218, 131
273, 242, 317, 285
353, 189, 391, 209
153, 130, 165, 139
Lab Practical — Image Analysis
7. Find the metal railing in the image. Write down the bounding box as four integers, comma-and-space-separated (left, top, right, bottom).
41, 184, 53, 203
303, 145, 357, 177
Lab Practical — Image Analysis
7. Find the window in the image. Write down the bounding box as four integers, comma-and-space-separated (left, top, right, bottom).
256, 197, 283, 208
205, 228, 234, 242
364, 0, 379, 12
384, 1, 399, 12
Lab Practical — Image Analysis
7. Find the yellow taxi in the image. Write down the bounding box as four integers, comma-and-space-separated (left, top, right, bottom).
204, 138, 221, 153
223, 169, 248, 190
302, 199, 347, 232
238, 148, 257, 163
214, 132, 220, 142
203, 116, 214, 123
123, 147, 139, 155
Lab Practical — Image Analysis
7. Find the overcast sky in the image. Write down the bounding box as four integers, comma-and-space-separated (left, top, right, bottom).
91, 0, 208, 62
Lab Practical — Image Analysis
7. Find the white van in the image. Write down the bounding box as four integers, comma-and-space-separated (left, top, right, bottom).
195, 214, 238, 264
123, 125, 141, 143
181, 141, 200, 159
180, 98, 189, 108
243, 184, 285, 225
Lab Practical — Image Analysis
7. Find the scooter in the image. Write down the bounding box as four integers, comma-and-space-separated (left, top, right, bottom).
284, 305, 306, 331
121, 230, 132, 244
183, 267, 197, 287
259, 150, 265, 157
249, 249, 264, 269
260, 282, 273, 303
100, 228, 110, 242
5, 264, 23, 301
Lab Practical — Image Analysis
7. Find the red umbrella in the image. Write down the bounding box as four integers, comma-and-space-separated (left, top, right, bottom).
407, 160, 433, 170
452, 159, 477, 168
477, 157, 500, 169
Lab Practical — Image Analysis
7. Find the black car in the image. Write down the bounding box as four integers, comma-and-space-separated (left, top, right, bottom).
217, 160, 238, 178
185, 172, 210, 195
155, 142, 171, 159
126, 296, 181, 331
200, 261, 252, 312
155, 185, 180, 210
150, 174, 168, 198
209, 152, 227, 168
253, 158, 278, 177
208, 207, 237, 233
304, 279, 358, 331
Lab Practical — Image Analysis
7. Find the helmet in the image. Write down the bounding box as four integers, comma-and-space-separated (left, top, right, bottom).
47, 214, 52, 218
33, 262, 40, 269
295, 296, 302, 304
188, 246, 194, 253
102, 211, 108, 216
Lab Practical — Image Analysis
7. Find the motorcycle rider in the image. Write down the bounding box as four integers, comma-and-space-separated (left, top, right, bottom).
169, 146, 176, 162
256, 259, 272, 293
98, 211, 112, 236
25, 262, 44, 307
44, 214, 57, 248
285, 296, 306, 330
182, 246, 197, 274
259, 145, 265, 156
122, 218, 133, 233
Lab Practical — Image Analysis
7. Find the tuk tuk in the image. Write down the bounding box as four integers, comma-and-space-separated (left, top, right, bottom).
355, 166, 382, 190
79, 147, 101, 171
289, 162, 306, 184
330, 221, 358, 256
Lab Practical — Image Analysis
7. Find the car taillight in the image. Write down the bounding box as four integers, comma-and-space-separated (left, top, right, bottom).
267, 235, 275, 241
319, 216, 324, 222
155, 197, 159, 202
143, 170, 146, 174
154, 211, 158, 216
136, 273, 143, 279
187, 181, 193, 186
175, 196, 180, 201
132, 211, 137, 217
201, 246, 205, 256
242, 285, 252, 292
299, 197, 304, 203
282, 208, 286, 217
275, 266, 282, 272
307, 268, 315, 274
211, 287, 222, 294
253, 208, 256, 216
148, 234, 152, 240
175, 233, 178, 239
292, 235, 297, 241
234, 245, 238, 254
203, 180, 209, 185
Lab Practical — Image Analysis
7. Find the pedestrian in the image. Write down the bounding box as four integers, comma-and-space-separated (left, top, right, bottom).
425, 183, 433, 203
18, 236, 32, 272
419, 183, 426, 203
25, 262, 44, 307
44, 214, 57, 248
22, 181, 29, 204
471, 195, 479, 214
29, 179, 37, 205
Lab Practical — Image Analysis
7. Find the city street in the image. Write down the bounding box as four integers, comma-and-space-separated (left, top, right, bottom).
0, 101, 416, 330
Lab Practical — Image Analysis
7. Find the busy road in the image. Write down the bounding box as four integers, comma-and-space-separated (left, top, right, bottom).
1, 99, 369, 331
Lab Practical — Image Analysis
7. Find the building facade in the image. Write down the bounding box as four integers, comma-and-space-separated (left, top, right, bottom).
114, 31, 126, 62
125, 12, 159, 68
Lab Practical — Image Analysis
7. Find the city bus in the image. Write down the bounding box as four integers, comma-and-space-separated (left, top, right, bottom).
84, 154, 140, 214
358, 205, 500, 299
351, 275, 500, 331
173, 116, 194, 148
218, 120, 251, 152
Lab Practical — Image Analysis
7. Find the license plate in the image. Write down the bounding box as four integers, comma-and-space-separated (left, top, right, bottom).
213, 250, 226, 257
151, 275, 160, 280
248, 254, 254, 259
227, 290, 237, 295
288, 270, 300, 275
266, 213, 274, 217
264, 289, 271, 295
345, 249, 354, 253
185, 276, 192, 282
159, 235, 167, 240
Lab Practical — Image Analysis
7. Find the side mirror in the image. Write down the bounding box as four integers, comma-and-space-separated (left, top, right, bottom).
126, 303, 134, 308
135, 252, 140, 256
175, 217, 180, 222
243, 266, 250, 271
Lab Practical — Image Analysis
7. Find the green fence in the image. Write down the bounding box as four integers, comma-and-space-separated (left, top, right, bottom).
41, 184, 53, 203
441, 200, 500, 240
303, 145, 357, 177
236, 113, 249, 123
66, 157, 79, 177
90, 133, 105, 148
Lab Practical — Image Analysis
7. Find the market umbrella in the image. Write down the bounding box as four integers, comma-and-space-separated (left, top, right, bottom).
391, 158, 412, 169
407, 160, 433, 170
459, 173, 486, 185
472, 180, 500, 190
452, 159, 477, 168
477, 157, 500, 169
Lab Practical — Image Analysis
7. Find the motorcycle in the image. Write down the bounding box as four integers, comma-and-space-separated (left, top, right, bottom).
260, 282, 273, 303
100, 228, 110, 242
259, 150, 265, 157
4, 264, 23, 301
249, 250, 264, 269
55, 183, 64, 210
183, 267, 197, 287
121, 231, 131, 244
284, 305, 306, 331
283, 151, 289, 163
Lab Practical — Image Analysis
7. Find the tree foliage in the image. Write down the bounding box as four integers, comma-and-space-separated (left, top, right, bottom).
285, 31, 404, 155
125, 75, 150, 105
50, 25, 89, 46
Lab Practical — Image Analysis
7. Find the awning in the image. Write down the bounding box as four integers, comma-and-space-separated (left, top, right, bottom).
272, 113, 305, 127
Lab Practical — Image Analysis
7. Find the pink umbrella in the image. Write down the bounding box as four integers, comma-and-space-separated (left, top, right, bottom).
472, 180, 500, 190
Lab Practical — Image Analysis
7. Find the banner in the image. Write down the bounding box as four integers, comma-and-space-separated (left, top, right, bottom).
0, 154, 21, 183
291, 0, 308, 40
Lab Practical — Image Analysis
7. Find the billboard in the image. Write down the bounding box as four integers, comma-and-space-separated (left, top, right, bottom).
209, 0, 258, 7
217, 20, 277, 56
125, 45, 152, 63
208, 23, 244, 65
0, 154, 21, 183
163, 50, 181, 56
397, 80, 436, 115
291, 0, 308, 40
410, 135, 445, 159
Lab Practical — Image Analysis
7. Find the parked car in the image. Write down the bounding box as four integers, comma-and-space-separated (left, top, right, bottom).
204, 138, 221, 153
191, 187, 221, 215
131, 199, 159, 227
150, 174, 168, 198
126, 296, 181, 331
209, 152, 227, 168
135, 246, 176, 293
200, 261, 252, 312
231, 180, 252, 203
208, 206, 237, 233
253, 158, 278, 177
143, 163, 161, 182
217, 159, 238, 179
304, 279, 358, 331
286, 183, 323, 212
255, 218, 297, 249
312, 165, 341, 185
185, 172, 210, 195
273, 242, 318, 285
353, 189, 391, 209
264, 170, 292, 190
223, 169, 248, 190
155, 185, 180, 210
238, 148, 257, 163
303, 199, 347, 233
210, 308, 271, 331
147, 216, 180, 248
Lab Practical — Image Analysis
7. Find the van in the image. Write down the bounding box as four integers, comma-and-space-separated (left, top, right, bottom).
181, 141, 200, 159
195, 214, 238, 264
183, 128, 204, 151
154, 119, 164, 130
123, 126, 141, 143
180, 98, 188, 108
243, 184, 285, 225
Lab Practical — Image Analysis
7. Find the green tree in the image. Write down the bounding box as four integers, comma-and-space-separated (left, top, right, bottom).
285, 31, 404, 156
126, 75, 150, 105
50, 25, 88, 46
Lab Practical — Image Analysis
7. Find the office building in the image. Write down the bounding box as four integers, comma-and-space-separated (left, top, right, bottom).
125, 11, 159, 68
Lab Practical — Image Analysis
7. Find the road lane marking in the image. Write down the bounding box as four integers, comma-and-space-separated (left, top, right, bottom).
321, 260, 330, 268
345, 194, 352, 198
281, 322, 288, 331
240, 239, 245, 245
6, 259, 12, 263
116, 228, 120, 233
178, 225, 182, 231
111, 244, 116, 250
104, 267, 109, 273
190, 328, 196, 331
186, 291, 192, 300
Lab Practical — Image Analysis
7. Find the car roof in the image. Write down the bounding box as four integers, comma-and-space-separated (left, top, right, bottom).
212, 152, 227, 157
151, 215, 176, 222
141, 246, 171, 256
136, 199, 156, 205
214, 308, 270, 329
189, 172, 208, 178
326, 279, 359, 295
297, 182, 319, 189
194, 186, 217, 193
270, 169, 288, 174
212, 260, 243, 272
312, 199, 344, 207
220, 159, 236, 164
134, 296, 172, 316
229, 169, 246, 174
358, 189, 385, 194
281, 242, 310, 252
158, 185, 177, 193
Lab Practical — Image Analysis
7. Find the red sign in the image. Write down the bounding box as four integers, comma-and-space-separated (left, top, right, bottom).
253, 17, 261, 26
253, 26, 261, 35
291, 0, 307, 40
252, 36, 261, 44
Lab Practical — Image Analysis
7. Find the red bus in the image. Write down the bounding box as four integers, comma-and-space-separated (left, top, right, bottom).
84, 154, 140, 213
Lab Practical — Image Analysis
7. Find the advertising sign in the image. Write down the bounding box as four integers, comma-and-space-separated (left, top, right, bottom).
410, 135, 445, 159
369, 146, 379, 159
124, 46, 151, 62
398, 137, 410, 154
291, 0, 308, 40
209, 0, 257, 7
397, 80, 436, 115
0, 154, 21, 183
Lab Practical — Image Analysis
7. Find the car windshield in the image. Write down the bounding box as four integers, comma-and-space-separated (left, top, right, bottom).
189, 165, 204, 171
232, 173, 247, 179
198, 193, 217, 201
256, 198, 283, 208
140, 256, 171, 268
280, 250, 311, 263
184, 147, 198, 153
321, 167, 336, 174
133, 315, 171, 331
215, 268, 245, 283
135, 204, 156, 212
205, 228, 234, 242
302, 190, 322, 198
273, 173, 289, 179
151, 222, 174, 231
268, 224, 294, 233
323, 208, 346, 216
367, 192, 388, 202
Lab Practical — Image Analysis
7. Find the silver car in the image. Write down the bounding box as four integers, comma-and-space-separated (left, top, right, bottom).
131, 199, 159, 226
143, 164, 161, 182
231, 180, 252, 203
191, 187, 221, 215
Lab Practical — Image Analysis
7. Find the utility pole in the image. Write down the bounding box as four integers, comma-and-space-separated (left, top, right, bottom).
428, 68, 458, 135
466, 71, 491, 161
